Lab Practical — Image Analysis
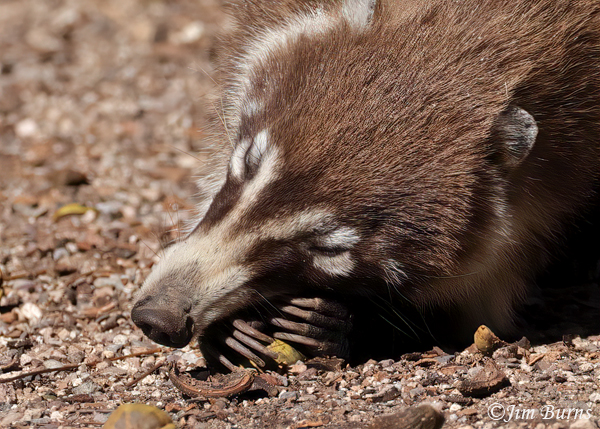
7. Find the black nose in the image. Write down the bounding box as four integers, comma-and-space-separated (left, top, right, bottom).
131, 298, 194, 348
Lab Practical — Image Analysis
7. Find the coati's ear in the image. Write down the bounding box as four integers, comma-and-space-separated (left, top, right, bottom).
492, 105, 538, 168
342, 0, 377, 28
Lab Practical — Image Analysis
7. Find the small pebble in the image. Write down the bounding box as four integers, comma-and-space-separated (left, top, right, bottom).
449, 403, 462, 412
50, 411, 63, 421
15, 118, 39, 138
53, 247, 70, 261
43, 359, 64, 369
72, 380, 101, 395
278, 391, 298, 401
20, 302, 43, 324
589, 392, 600, 403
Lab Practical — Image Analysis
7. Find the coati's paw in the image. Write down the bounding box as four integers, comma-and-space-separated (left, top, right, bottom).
200, 296, 352, 371
270, 297, 352, 357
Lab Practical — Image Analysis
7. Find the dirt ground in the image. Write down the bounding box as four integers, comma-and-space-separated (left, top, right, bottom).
1, 1, 599, 428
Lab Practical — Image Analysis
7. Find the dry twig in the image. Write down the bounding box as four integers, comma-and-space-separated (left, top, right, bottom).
124, 358, 166, 388
0, 348, 162, 384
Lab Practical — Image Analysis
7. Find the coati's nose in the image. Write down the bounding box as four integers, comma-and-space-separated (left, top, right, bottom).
131, 297, 194, 348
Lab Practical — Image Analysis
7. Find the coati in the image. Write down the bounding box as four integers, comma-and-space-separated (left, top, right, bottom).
132, 0, 600, 369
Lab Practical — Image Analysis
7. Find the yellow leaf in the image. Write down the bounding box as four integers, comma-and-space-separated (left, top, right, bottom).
53, 203, 95, 221
267, 339, 305, 366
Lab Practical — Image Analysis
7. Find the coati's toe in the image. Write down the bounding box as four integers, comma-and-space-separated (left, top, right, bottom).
270, 296, 352, 358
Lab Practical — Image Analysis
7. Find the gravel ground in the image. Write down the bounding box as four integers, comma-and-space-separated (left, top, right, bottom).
1, 1, 599, 428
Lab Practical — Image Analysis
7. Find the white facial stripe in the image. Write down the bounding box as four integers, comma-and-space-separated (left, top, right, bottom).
342, 0, 376, 28
240, 10, 334, 82
315, 226, 360, 249
230, 137, 253, 179
256, 210, 331, 242
229, 128, 271, 180
228, 10, 338, 130
246, 129, 269, 168
313, 252, 355, 277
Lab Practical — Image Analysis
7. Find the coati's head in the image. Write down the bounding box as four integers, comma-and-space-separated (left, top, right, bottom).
132, 0, 541, 349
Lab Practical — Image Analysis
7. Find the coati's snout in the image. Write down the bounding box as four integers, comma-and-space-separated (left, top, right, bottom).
131, 295, 194, 348
131, 232, 260, 350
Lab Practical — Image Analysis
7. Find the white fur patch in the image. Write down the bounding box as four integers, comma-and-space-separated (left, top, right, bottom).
229, 129, 271, 181
342, 0, 376, 28
315, 226, 360, 249
246, 129, 269, 170
238, 133, 279, 205
230, 137, 253, 179
382, 259, 408, 284
241, 99, 263, 118
313, 251, 355, 277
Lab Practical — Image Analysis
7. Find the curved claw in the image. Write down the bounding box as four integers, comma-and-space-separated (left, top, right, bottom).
201, 319, 279, 370
218, 354, 238, 372
270, 317, 333, 340
201, 296, 353, 371
278, 305, 352, 332
272, 331, 322, 348
273, 332, 346, 356
224, 336, 267, 368
288, 297, 350, 318
232, 328, 279, 360
269, 296, 352, 359
232, 319, 274, 344
201, 342, 239, 372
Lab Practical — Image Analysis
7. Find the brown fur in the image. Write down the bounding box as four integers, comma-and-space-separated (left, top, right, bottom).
214, 0, 600, 330
134, 0, 600, 353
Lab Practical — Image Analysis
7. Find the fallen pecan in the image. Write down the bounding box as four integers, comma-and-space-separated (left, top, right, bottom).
168, 365, 255, 398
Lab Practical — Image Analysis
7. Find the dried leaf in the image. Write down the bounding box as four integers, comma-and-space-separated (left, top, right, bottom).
53, 203, 96, 221
267, 339, 305, 366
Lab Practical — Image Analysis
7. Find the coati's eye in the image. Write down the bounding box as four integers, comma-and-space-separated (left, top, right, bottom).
308, 226, 359, 257
308, 245, 349, 257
